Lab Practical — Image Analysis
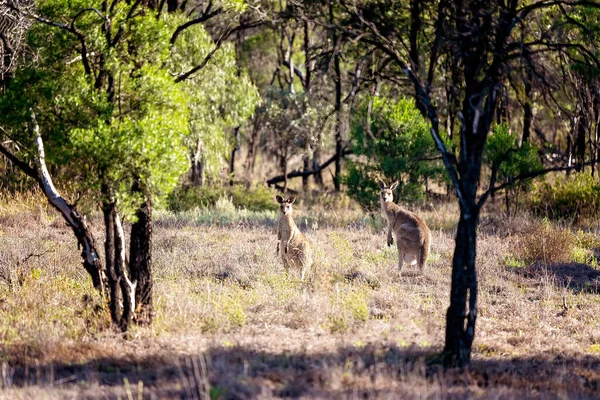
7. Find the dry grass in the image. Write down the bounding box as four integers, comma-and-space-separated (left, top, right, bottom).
0, 197, 599, 399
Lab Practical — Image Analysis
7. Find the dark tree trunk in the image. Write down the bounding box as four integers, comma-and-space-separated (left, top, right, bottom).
191, 138, 205, 187
102, 200, 120, 326
522, 67, 533, 144
302, 19, 312, 196
312, 141, 323, 187
229, 126, 240, 185
129, 199, 153, 324
575, 107, 587, 170
280, 150, 288, 192
166, 0, 181, 12
443, 205, 479, 367
330, 4, 343, 192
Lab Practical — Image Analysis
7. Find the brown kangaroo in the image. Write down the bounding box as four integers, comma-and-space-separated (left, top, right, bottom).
377, 179, 431, 272
276, 195, 313, 279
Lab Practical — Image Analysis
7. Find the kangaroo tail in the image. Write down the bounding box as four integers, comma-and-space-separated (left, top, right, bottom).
419, 231, 431, 271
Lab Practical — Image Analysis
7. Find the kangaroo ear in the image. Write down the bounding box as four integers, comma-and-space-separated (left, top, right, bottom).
276, 195, 284, 203
287, 195, 296, 204
389, 181, 399, 191
377, 179, 386, 190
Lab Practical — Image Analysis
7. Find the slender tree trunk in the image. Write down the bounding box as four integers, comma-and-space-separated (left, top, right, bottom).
115, 212, 136, 331
280, 150, 288, 193
28, 114, 106, 292
575, 107, 587, 170
443, 205, 478, 367
129, 199, 153, 324
302, 20, 312, 197
522, 67, 533, 144
191, 138, 205, 187
229, 127, 240, 185
102, 200, 120, 326
330, 4, 343, 192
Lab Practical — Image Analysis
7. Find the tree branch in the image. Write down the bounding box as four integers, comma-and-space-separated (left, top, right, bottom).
173, 19, 265, 82
266, 149, 352, 186
170, 3, 222, 45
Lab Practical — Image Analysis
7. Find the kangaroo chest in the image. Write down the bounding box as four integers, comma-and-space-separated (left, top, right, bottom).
279, 218, 295, 239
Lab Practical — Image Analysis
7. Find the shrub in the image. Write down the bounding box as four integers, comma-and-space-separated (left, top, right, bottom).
167, 184, 278, 212
528, 173, 600, 221
484, 123, 542, 184
343, 96, 445, 211
511, 221, 576, 266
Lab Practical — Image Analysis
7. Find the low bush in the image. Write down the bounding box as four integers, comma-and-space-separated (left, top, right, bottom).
511, 220, 576, 266
528, 173, 600, 222
167, 184, 278, 212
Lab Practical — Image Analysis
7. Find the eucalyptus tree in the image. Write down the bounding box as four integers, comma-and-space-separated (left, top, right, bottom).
171, 12, 259, 186
328, 0, 600, 366
0, 0, 259, 330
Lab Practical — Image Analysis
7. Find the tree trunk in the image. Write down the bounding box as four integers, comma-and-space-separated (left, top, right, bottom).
102, 200, 120, 326
330, 3, 343, 192
302, 19, 312, 197
115, 212, 136, 331
191, 138, 205, 187
229, 126, 240, 185
29, 113, 106, 292
443, 205, 478, 368
575, 107, 587, 170
522, 67, 533, 144
280, 151, 288, 193
129, 199, 153, 324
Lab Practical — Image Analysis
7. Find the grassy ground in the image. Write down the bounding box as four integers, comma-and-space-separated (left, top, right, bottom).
0, 196, 599, 399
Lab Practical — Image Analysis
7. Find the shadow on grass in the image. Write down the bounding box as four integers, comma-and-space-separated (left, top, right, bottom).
514, 262, 600, 293
3, 344, 600, 399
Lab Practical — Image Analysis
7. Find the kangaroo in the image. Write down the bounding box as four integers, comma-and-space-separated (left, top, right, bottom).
377, 179, 431, 272
276, 195, 313, 279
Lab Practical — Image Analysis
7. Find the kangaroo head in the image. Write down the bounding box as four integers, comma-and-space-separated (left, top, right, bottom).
377, 179, 398, 203
276, 195, 296, 215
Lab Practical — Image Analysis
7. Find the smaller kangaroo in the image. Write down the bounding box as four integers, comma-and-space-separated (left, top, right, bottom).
378, 179, 431, 272
276, 195, 313, 279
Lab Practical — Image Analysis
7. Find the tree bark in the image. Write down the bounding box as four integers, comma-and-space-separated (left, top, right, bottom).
129, 199, 153, 324
229, 126, 240, 185
115, 212, 136, 331
302, 19, 312, 197
191, 138, 205, 187
330, 3, 343, 192
102, 199, 120, 326
443, 206, 478, 367
522, 66, 533, 144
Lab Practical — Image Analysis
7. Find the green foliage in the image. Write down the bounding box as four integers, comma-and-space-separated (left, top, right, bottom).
0, 1, 258, 218
528, 173, 600, 221
168, 184, 278, 212
484, 124, 542, 186
171, 13, 259, 182
343, 96, 444, 211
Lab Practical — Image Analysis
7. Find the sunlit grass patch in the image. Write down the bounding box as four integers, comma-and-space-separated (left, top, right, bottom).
328, 284, 371, 333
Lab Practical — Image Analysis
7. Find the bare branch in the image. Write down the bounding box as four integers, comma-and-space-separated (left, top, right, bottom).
173, 19, 265, 83
170, 4, 222, 45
